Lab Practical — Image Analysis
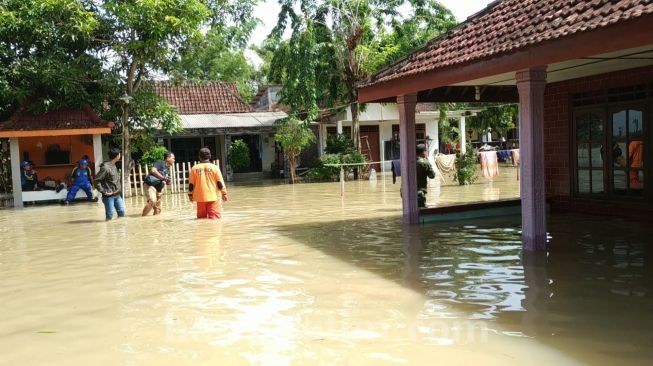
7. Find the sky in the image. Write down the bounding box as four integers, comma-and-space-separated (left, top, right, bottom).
247, 0, 494, 64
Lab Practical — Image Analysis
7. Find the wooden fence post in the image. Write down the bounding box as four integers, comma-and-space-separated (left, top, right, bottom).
129, 166, 135, 197
138, 164, 144, 196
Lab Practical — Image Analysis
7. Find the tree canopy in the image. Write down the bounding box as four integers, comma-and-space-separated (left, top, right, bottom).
268, 0, 456, 150
0, 0, 106, 119
171, 0, 261, 101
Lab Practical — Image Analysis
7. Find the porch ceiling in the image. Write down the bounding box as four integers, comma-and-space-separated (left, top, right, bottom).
453, 45, 653, 87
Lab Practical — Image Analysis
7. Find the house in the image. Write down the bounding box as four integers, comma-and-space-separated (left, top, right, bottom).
356, 0, 653, 250
0, 106, 113, 208
250, 85, 320, 173
251, 85, 284, 112
319, 103, 484, 171
154, 82, 287, 179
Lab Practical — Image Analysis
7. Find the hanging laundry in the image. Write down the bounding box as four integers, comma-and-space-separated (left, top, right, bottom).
435, 154, 456, 174
480, 151, 499, 179
497, 150, 512, 162
511, 149, 520, 166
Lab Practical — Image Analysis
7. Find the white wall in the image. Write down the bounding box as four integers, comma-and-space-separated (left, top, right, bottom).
262, 132, 276, 173
318, 103, 439, 172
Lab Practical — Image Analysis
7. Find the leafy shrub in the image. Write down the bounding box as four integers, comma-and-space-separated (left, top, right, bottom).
308, 154, 341, 181
455, 145, 478, 185
229, 139, 250, 173
324, 134, 354, 154
140, 145, 169, 166
308, 151, 367, 181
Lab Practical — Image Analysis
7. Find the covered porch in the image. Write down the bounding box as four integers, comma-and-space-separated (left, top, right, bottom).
159, 111, 286, 180
0, 107, 113, 208
357, 0, 653, 250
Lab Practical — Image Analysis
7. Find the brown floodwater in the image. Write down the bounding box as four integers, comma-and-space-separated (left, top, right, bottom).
1, 171, 651, 365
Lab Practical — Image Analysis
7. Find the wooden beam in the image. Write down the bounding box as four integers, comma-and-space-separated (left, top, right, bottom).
0, 128, 111, 138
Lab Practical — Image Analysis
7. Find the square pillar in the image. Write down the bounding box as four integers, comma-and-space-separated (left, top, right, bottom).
9, 138, 23, 208
516, 67, 548, 251
398, 94, 418, 224
459, 116, 467, 154
92, 134, 103, 173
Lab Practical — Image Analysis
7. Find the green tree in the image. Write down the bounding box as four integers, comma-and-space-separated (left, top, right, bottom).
271, 0, 456, 151
0, 0, 106, 119
228, 139, 251, 173
275, 118, 316, 183
172, 0, 261, 101
99, 0, 210, 172
467, 104, 518, 138
140, 145, 170, 166
455, 144, 478, 185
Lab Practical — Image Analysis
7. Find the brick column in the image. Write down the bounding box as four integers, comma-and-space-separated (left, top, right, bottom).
516, 67, 547, 251
398, 94, 418, 224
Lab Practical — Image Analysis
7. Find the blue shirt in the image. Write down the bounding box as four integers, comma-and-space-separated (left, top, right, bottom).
71, 167, 92, 185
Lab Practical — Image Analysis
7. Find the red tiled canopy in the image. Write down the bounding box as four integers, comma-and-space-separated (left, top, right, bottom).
154, 81, 253, 114
363, 0, 653, 88
0, 105, 113, 137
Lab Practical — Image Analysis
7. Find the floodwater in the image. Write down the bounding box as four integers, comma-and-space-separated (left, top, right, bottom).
1, 171, 651, 366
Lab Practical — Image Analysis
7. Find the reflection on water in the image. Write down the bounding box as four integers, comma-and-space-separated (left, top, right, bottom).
0, 176, 651, 365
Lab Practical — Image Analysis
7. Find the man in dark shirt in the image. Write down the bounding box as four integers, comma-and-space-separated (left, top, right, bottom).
142, 152, 175, 216
95, 148, 125, 220
416, 144, 436, 208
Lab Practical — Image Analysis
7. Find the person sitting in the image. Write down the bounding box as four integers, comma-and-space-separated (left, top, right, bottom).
20, 161, 39, 191
65, 159, 95, 204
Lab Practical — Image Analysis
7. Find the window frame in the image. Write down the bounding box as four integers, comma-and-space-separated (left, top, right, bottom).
571, 100, 650, 203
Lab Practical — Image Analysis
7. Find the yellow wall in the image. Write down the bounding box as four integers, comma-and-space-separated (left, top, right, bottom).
19, 135, 96, 181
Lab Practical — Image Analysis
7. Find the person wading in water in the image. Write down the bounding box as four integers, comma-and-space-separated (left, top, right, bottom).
188, 148, 228, 220
142, 152, 175, 216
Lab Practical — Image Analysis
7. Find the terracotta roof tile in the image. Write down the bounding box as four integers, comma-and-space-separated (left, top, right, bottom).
154, 82, 253, 114
364, 0, 653, 87
0, 106, 112, 131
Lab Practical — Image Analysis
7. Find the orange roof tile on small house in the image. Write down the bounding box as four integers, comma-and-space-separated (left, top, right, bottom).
359, 0, 653, 103
154, 82, 253, 115
0, 105, 114, 138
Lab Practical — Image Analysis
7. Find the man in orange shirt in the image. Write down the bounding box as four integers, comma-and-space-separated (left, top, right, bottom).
188, 148, 228, 219
628, 140, 644, 189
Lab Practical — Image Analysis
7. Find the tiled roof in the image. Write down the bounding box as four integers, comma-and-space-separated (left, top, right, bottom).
364, 0, 653, 87
154, 82, 253, 114
0, 105, 112, 131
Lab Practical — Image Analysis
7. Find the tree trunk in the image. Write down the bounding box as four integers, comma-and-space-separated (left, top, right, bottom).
351, 101, 360, 179
288, 153, 297, 184
351, 101, 360, 151
121, 104, 131, 197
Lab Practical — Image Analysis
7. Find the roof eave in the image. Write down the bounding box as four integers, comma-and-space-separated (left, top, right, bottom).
359, 14, 653, 103
0, 127, 112, 138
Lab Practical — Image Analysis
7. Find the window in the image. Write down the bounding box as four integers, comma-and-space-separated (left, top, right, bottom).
572, 99, 648, 201
574, 110, 605, 195
610, 107, 645, 196
326, 126, 351, 138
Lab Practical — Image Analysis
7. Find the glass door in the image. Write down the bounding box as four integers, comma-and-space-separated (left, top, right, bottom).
574, 109, 605, 196
609, 106, 645, 197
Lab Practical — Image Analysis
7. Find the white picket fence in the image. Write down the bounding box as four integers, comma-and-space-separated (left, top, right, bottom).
127, 160, 220, 197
